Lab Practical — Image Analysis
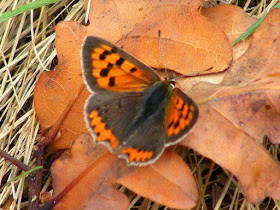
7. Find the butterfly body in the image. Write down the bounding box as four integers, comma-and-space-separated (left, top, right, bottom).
82, 36, 198, 166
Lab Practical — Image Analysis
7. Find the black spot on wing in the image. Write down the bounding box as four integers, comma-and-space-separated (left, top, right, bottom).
99, 54, 105, 60
174, 121, 179, 129
102, 51, 112, 56
107, 63, 113, 69
130, 67, 137, 73
168, 120, 174, 129
100, 68, 109, 77
116, 57, 125, 66
109, 77, 115, 86
184, 106, 191, 120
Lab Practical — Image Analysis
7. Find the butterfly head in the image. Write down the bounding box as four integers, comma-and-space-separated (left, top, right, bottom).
162, 76, 177, 89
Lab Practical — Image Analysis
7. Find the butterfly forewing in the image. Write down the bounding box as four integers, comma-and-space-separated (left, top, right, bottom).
82, 36, 160, 92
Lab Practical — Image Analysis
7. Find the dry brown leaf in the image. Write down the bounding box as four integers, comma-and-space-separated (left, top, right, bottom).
83, 0, 224, 69
181, 8, 280, 203
117, 148, 198, 208
116, 1, 232, 75
51, 134, 198, 209
202, 4, 256, 43
52, 134, 131, 209
201, 4, 256, 60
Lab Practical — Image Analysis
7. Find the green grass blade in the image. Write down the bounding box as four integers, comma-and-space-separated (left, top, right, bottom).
0, 0, 59, 24
232, 3, 280, 46
0, 166, 43, 192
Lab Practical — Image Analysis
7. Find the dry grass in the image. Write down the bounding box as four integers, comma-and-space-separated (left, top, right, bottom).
0, 0, 85, 208
0, 0, 279, 209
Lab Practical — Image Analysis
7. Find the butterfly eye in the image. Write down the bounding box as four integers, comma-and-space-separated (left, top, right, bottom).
170, 80, 176, 86
170, 80, 181, 89
162, 77, 176, 88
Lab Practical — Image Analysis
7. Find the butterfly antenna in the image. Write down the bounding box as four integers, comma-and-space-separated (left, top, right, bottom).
172, 74, 188, 80
172, 72, 197, 81
158, 30, 169, 80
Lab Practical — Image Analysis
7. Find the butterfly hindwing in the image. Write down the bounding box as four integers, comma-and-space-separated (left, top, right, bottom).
85, 91, 141, 150
118, 106, 167, 165
165, 88, 199, 145
84, 85, 168, 166
81, 36, 160, 93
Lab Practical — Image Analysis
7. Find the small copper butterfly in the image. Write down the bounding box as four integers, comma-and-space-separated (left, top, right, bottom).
81, 36, 199, 166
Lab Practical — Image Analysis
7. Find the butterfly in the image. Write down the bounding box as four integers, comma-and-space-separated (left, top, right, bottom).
81, 36, 198, 166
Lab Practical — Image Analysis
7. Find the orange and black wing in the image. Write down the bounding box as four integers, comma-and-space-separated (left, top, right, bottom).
165, 88, 199, 145
81, 36, 160, 93
84, 89, 167, 166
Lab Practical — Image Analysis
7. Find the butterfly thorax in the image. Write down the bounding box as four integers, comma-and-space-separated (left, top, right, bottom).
130, 80, 173, 131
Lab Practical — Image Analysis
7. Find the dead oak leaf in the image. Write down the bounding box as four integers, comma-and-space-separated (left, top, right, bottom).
201, 4, 256, 60
180, 8, 280, 203
165, 4, 256, 92
51, 134, 131, 209
51, 134, 198, 209
116, 0, 232, 75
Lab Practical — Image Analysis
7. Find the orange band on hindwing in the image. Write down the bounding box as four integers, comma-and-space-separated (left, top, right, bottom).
166, 95, 195, 136
121, 147, 153, 163
88, 110, 119, 149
